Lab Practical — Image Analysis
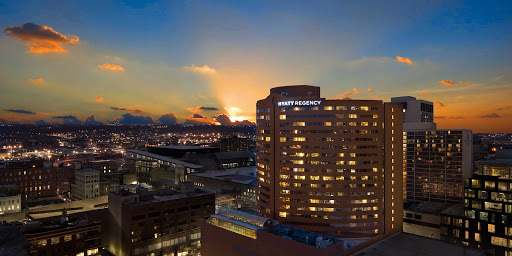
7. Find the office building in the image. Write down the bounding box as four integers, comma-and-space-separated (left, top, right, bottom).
0, 159, 74, 204
72, 168, 99, 200
6, 211, 102, 256
441, 150, 512, 256
390, 96, 436, 131
147, 146, 220, 158
125, 149, 203, 184
104, 182, 215, 256
0, 193, 21, 214
256, 85, 403, 238
403, 129, 473, 204
220, 136, 250, 152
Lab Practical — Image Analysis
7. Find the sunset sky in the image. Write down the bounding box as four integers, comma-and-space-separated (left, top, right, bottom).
0, 0, 511, 132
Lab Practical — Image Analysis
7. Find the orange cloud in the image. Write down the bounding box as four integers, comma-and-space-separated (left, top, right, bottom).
434, 100, 445, 107
98, 63, 124, 71
28, 77, 44, 85
4, 23, 79, 53
343, 91, 352, 96
367, 88, 373, 92
95, 96, 103, 102
440, 80, 456, 86
353, 88, 360, 94
420, 92, 430, 96
183, 64, 216, 73
396, 56, 413, 65
370, 96, 381, 100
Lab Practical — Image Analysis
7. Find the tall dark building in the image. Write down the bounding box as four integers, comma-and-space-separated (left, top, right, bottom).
219, 136, 250, 152
256, 85, 403, 238
441, 150, 512, 256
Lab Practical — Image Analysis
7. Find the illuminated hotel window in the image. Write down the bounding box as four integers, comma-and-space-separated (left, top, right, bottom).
361, 106, 369, 111
280, 137, 286, 142
279, 212, 288, 217
325, 106, 333, 110
310, 176, 320, 180
325, 122, 332, 126
336, 106, 348, 110
373, 114, 378, 118
293, 137, 306, 142
280, 115, 286, 120
361, 122, 369, 126
349, 114, 358, 118
488, 224, 495, 233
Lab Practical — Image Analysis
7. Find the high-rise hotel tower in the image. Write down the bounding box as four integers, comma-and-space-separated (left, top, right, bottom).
256, 85, 403, 238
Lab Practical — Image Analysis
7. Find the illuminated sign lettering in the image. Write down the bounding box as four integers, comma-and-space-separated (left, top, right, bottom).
277, 100, 322, 107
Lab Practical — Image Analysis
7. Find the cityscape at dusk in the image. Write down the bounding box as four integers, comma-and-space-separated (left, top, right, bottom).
0, 1, 512, 256
0, 1, 511, 132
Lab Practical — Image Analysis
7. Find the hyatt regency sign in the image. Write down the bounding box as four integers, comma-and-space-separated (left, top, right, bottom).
277, 100, 322, 107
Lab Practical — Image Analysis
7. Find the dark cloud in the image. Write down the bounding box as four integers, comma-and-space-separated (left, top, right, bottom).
113, 113, 155, 124
497, 105, 512, 111
84, 115, 103, 125
3, 22, 79, 53
215, 114, 232, 126
214, 114, 254, 126
52, 115, 81, 124
4, 109, 35, 114
183, 119, 209, 125
35, 120, 49, 125
158, 113, 177, 124
199, 106, 219, 111
191, 113, 205, 119
436, 116, 465, 120
480, 113, 501, 119
110, 107, 145, 113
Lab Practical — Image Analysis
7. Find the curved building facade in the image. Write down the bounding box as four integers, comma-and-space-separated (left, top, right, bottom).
256, 85, 403, 238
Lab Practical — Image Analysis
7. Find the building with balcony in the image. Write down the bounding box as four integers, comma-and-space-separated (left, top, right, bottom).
440, 150, 512, 256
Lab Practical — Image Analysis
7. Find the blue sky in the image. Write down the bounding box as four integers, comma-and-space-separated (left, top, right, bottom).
0, 0, 511, 131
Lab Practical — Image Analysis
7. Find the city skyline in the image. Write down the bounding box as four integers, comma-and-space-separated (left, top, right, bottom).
0, 1, 511, 132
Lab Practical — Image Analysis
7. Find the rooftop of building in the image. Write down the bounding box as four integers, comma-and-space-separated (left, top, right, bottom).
0, 223, 29, 256
111, 183, 213, 205
403, 200, 453, 215
207, 207, 342, 248
352, 232, 485, 256
150, 145, 219, 150
189, 166, 256, 185
3, 213, 98, 235
441, 203, 465, 217
0, 193, 20, 198
76, 168, 99, 173
214, 151, 254, 160
126, 149, 203, 169
475, 149, 512, 166
271, 224, 341, 247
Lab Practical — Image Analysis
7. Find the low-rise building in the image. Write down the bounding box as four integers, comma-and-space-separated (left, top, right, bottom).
104, 182, 215, 256
6, 211, 101, 256
72, 168, 99, 200
0, 193, 21, 214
